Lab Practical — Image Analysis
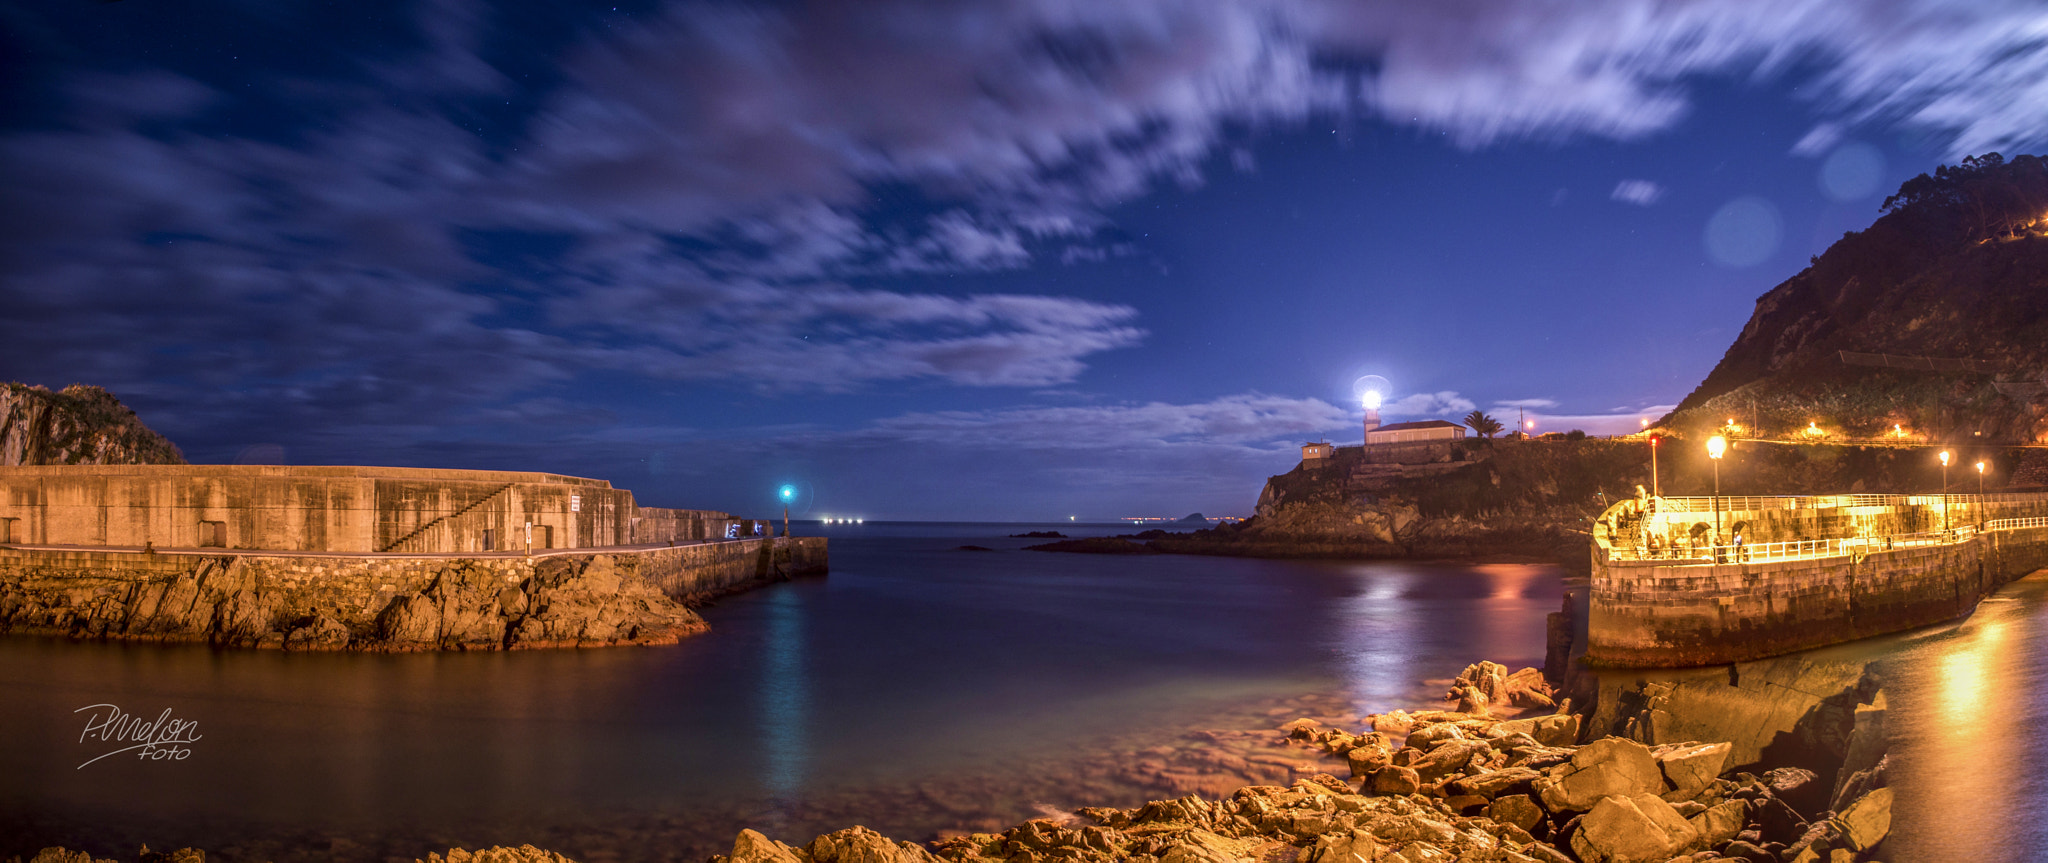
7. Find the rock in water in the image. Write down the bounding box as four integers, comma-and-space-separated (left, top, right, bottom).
1570, 794, 1702, 863
1835, 786, 1894, 851
1656, 741, 1732, 799
1535, 737, 1668, 812
418, 847, 578, 863
717, 829, 803, 863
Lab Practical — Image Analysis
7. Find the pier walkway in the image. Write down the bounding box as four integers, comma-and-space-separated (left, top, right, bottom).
1586, 491, 2048, 667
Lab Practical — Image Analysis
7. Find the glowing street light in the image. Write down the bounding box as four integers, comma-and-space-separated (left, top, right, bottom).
1707, 435, 1727, 547
1648, 432, 1661, 498
778, 484, 796, 537
1977, 461, 1987, 524
1938, 451, 1951, 532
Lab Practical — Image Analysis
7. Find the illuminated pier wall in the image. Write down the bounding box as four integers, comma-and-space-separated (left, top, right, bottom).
1587, 493, 2048, 667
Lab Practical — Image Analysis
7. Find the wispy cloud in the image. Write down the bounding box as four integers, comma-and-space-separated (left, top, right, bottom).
1385, 391, 1477, 417
1611, 180, 1664, 206
7, 0, 2048, 455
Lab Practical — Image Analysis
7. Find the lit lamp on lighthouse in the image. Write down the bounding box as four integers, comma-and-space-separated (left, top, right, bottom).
1353, 375, 1390, 443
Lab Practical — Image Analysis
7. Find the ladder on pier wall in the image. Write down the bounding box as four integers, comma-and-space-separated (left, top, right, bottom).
379, 483, 515, 553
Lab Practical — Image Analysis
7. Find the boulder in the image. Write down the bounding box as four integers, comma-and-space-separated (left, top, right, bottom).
1370, 766, 1422, 795
720, 830, 804, 863
1448, 767, 1541, 800
807, 826, 936, 863
1688, 799, 1747, 847
1411, 739, 1491, 782
1765, 767, 1826, 816
1568, 794, 1702, 863
1346, 745, 1391, 778
1373, 710, 1415, 737
1752, 795, 1808, 845
1405, 724, 1464, 749
419, 847, 577, 863
1535, 738, 1667, 812
1656, 741, 1731, 799
1486, 794, 1545, 833
1834, 786, 1893, 851
282, 615, 352, 650
26, 850, 119, 863
1489, 714, 1578, 748
1296, 829, 1379, 863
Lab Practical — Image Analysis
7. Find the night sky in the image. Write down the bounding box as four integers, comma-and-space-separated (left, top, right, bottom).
4, 1, 2045, 521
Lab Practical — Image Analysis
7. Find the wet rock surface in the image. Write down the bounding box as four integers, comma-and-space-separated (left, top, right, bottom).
0, 554, 704, 651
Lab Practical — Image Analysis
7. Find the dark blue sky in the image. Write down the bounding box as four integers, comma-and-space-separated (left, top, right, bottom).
3, 0, 2043, 520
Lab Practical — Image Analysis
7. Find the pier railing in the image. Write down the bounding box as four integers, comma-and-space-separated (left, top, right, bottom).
1649, 492, 2048, 514
1613, 527, 1975, 565
1601, 491, 2048, 565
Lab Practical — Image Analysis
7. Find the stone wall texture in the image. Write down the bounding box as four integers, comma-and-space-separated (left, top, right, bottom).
1588, 493, 2048, 667
0, 464, 741, 555
0, 536, 826, 651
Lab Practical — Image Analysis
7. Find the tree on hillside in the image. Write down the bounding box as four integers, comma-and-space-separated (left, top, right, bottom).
1882, 152, 2048, 242
1464, 410, 1503, 438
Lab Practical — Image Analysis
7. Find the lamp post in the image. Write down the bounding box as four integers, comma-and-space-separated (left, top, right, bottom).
1649, 432, 1661, 498
1976, 460, 1986, 526
778, 484, 796, 538
1938, 451, 1951, 532
1707, 435, 1727, 549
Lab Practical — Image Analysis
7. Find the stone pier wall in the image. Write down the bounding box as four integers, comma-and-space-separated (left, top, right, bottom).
1588, 494, 2048, 667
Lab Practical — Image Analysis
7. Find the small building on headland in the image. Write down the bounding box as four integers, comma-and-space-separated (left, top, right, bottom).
0, 464, 750, 554
1366, 419, 1467, 445
1300, 442, 1336, 463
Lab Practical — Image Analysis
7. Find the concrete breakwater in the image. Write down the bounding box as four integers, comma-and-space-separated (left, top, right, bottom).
0, 536, 825, 650
1588, 492, 2048, 667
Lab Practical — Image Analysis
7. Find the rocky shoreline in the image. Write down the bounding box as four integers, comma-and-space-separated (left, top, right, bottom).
12, 655, 1894, 863
0, 553, 707, 651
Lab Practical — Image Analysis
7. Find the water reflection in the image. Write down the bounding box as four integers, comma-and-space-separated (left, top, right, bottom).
759, 588, 813, 819
1, 526, 1573, 861
1870, 585, 2046, 862
1335, 565, 1416, 716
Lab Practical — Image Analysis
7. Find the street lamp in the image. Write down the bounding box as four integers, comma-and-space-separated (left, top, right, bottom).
1977, 460, 1987, 525
778, 484, 796, 538
1649, 433, 1661, 498
1938, 451, 1951, 532
1707, 435, 1727, 549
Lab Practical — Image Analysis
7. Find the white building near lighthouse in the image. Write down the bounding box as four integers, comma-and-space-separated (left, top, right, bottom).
1365, 419, 1467, 445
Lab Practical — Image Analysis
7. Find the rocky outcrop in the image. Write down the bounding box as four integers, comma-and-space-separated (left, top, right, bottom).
0, 553, 704, 650
1669, 154, 2048, 442
701, 674, 1896, 863
0, 383, 185, 466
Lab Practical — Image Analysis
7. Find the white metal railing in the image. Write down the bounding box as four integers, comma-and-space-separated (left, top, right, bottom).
1985, 516, 2048, 532
1611, 527, 1976, 564
1649, 492, 2048, 515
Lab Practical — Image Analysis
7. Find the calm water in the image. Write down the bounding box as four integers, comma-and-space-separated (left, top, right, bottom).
0, 522, 2041, 862
0, 523, 1559, 861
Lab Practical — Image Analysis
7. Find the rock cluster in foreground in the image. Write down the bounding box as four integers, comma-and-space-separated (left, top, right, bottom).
707, 661, 1893, 863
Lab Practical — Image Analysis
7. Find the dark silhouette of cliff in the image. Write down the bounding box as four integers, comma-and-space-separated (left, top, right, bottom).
0, 382, 186, 466
1669, 153, 2048, 442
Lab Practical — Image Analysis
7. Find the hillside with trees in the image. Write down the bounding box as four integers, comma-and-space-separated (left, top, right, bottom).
1667, 153, 2048, 442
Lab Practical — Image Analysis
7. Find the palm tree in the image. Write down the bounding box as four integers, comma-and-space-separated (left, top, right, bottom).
1464, 410, 1503, 438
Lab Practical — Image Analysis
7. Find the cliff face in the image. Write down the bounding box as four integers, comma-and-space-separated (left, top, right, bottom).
0, 383, 186, 466
1669, 153, 2048, 441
